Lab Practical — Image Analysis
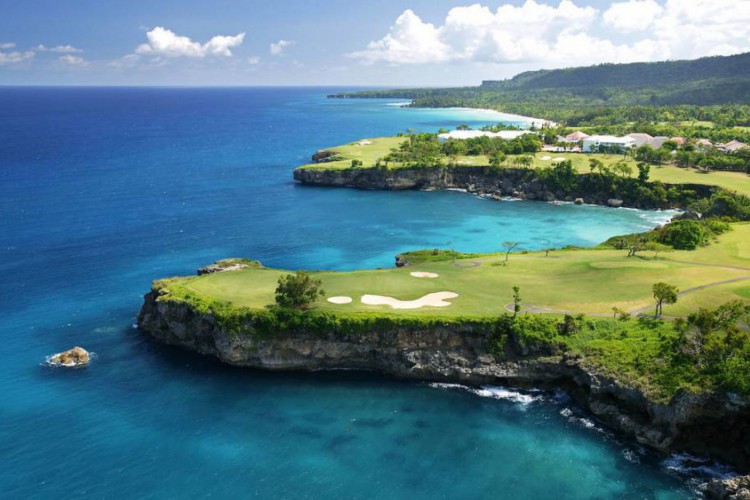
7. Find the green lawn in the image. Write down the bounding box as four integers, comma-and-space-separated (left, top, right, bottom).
297, 137, 405, 170
165, 224, 750, 318
527, 152, 750, 196
296, 136, 750, 196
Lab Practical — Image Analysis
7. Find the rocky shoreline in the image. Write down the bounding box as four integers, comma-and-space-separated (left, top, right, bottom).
137, 287, 750, 477
293, 164, 715, 210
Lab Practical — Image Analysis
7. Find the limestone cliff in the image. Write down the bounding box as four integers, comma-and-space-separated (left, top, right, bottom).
138, 288, 750, 472
293, 165, 715, 210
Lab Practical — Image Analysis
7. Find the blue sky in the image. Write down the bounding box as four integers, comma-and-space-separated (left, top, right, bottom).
1, 0, 749, 86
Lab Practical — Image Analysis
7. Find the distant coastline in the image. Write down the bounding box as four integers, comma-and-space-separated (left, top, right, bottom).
384, 100, 556, 128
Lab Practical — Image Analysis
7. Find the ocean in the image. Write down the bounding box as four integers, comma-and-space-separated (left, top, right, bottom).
0, 87, 713, 498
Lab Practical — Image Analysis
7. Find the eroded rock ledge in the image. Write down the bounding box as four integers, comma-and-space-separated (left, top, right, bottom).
293, 165, 714, 210
137, 288, 750, 473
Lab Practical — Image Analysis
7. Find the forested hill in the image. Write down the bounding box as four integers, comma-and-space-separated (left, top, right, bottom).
332, 52, 750, 125
482, 52, 750, 90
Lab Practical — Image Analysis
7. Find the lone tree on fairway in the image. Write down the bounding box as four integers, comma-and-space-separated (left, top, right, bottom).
502, 241, 520, 264
652, 282, 678, 317
512, 286, 522, 318
275, 271, 325, 310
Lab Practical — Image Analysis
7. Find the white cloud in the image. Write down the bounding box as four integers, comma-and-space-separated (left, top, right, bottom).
0, 50, 34, 65
603, 0, 663, 33
135, 27, 245, 58
0, 42, 16, 49
351, 0, 750, 67
351, 9, 450, 64
36, 44, 83, 53
109, 54, 141, 69
248, 56, 261, 64
58, 54, 86, 65
269, 40, 295, 55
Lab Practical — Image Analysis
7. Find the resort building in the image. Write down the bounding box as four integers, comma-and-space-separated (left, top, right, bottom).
718, 140, 748, 153
582, 135, 636, 153
563, 131, 590, 142
627, 133, 654, 147
648, 136, 670, 149
670, 137, 686, 146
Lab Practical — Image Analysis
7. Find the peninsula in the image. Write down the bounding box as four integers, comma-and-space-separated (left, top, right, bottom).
137, 54, 750, 491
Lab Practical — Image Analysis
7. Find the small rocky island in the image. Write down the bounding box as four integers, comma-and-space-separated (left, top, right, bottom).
46, 346, 91, 367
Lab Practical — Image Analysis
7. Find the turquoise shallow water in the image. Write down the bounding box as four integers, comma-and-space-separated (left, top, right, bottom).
0, 87, 716, 498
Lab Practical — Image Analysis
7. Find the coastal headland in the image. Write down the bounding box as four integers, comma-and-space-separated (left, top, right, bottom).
139, 126, 750, 482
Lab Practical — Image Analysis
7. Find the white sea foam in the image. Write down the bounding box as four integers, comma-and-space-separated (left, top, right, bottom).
622, 448, 641, 464
559, 407, 605, 432
637, 209, 680, 227
663, 453, 735, 479
428, 383, 543, 405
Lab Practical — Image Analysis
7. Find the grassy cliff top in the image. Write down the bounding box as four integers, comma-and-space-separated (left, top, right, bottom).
157, 223, 750, 318
297, 137, 404, 170
295, 136, 750, 197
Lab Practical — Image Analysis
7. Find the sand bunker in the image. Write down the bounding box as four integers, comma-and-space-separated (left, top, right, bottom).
357, 140, 373, 146
361, 292, 458, 310
540, 155, 552, 160
410, 271, 439, 278
552, 157, 566, 161
327, 296, 353, 304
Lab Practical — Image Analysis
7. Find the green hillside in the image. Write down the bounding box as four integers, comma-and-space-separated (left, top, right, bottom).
332, 52, 750, 125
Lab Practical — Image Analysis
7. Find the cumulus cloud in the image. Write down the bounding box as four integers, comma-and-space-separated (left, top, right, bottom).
136, 27, 245, 58
351, 9, 450, 64
603, 0, 663, 33
36, 44, 83, 53
0, 42, 16, 49
0, 49, 34, 65
58, 55, 86, 65
351, 0, 750, 67
269, 40, 295, 55
109, 54, 141, 69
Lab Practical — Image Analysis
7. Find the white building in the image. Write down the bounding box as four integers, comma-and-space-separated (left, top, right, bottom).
582, 135, 636, 153
437, 130, 531, 141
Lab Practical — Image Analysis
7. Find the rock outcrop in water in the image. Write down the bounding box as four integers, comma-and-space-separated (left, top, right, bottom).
197, 258, 260, 275
137, 289, 750, 472
293, 165, 715, 210
705, 474, 750, 499
46, 346, 91, 367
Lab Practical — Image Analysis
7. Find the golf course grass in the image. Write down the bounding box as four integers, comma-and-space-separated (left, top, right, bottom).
161, 223, 750, 318
298, 136, 750, 197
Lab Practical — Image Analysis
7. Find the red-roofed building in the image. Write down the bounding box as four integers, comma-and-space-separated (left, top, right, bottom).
719, 140, 747, 153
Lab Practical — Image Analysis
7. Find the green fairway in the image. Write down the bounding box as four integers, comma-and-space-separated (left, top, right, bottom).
296, 136, 750, 196
163, 224, 750, 318
524, 152, 750, 196
297, 137, 405, 170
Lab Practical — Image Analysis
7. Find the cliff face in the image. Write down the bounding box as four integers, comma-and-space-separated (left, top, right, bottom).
138, 289, 750, 472
293, 165, 714, 209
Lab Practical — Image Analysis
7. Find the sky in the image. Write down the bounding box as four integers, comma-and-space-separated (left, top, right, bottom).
1, 0, 750, 86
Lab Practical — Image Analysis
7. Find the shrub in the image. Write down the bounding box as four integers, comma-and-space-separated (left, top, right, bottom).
275, 271, 325, 310
659, 219, 706, 249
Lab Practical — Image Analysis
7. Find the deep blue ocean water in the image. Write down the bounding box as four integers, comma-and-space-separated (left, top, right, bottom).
0, 87, 715, 498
